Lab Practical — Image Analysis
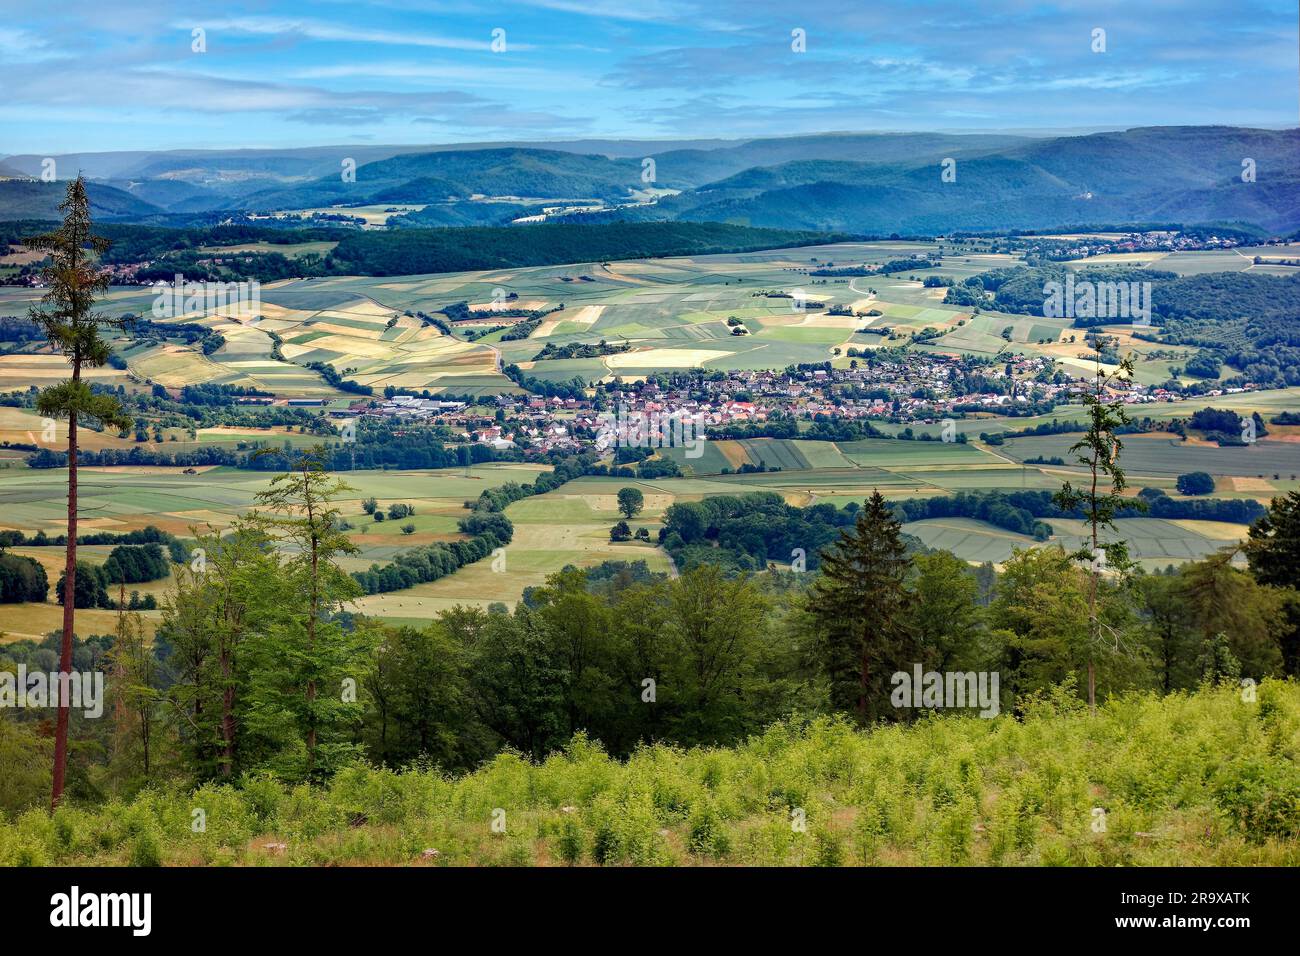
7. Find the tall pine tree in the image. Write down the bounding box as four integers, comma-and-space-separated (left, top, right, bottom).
806, 491, 913, 721
27, 177, 132, 810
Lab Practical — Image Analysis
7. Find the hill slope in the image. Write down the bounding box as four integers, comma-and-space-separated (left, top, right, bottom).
671, 127, 1300, 233
0, 179, 162, 220
3, 681, 1294, 865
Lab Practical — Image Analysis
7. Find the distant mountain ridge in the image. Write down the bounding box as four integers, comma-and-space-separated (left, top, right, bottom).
666, 127, 1300, 234
2, 127, 1295, 233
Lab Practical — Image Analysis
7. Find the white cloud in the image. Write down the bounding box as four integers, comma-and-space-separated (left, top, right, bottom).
191, 16, 506, 51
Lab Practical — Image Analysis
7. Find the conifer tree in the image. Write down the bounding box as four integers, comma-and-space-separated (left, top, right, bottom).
806, 491, 913, 721
27, 177, 132, 809
1243, 490, 1300, 675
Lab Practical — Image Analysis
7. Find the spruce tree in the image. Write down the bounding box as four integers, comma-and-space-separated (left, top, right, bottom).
806, 491, 913, 721
27, 177, 132, 809
1244, 490, 1300, 675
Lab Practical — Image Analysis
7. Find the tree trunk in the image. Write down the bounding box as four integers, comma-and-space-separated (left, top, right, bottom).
857, 640, 869, 722
306, 481, 319, 773
1088, 420, 1100, 718
220, 648, 235, 778
51, 410, 78, 811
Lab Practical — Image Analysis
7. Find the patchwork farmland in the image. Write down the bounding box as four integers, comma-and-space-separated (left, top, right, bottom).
2, 242, 1298, 637
1, 239, 1263, 399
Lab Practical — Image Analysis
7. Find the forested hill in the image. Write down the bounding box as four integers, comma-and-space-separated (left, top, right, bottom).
0, 220, 850, 281
325, 221, 850, 275
941, 266, 1300, 387
4, 127, 1295, 233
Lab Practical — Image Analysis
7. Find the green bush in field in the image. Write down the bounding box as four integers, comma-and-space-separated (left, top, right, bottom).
2, 680, 1298, 866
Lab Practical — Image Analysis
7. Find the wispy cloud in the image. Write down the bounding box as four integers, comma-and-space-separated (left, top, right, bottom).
191, 16, 498, 51
1, 0, 1294, 153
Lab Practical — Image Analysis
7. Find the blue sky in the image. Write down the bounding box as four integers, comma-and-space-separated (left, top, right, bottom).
2, 0, 1296, 153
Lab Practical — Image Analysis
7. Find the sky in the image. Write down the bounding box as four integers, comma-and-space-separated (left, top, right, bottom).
1, 0, 1296, 154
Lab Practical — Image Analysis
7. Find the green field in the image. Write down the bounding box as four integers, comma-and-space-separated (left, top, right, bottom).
904, 515, 1245, 567
0, 241, 1286, 399
0, 463, 553, 639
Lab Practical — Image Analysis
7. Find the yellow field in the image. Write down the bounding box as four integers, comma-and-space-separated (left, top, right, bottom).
1065, 252, 1170, 266
0, 603, 161, 642
264, 205, 425, 226
605, 347, 728, 369
0, 406, 147, 451
0, 353, 128, 390
351, 522, 672, 618
127, 344, 232, 388
1168, 519, 1254, 541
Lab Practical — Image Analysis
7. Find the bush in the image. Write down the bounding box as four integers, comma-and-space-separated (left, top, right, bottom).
127, 828, 162, 867
1176, 471, 1215, 495
556, 816, 584, 865
1212, 757, 1300, 842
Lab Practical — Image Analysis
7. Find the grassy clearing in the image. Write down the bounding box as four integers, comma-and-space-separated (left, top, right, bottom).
4, 681, 1295, 866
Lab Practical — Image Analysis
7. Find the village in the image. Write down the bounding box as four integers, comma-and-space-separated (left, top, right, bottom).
333, 349, 1242, 457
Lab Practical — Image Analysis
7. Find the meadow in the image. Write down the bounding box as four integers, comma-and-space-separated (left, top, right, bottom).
4, 241, 1299, 634
0, 462, 555, 639
5, 240, 1284, 398
2, 680, 1295, 866
4, 409, 1293, 639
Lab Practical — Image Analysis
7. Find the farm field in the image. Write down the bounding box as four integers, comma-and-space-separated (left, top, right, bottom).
2, 242, 1293, 637
1002, 432, 1300, 482
0, 441, 1275, 637
0, 462, 551, 640
3, 241, 1280, 399
903, 515, 1247, 568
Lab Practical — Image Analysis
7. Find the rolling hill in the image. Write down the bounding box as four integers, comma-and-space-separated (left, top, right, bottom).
0, 179, 162, 221
237, 148, 678, 212
2, 127, 1296, 233
669, 127, 1300, 234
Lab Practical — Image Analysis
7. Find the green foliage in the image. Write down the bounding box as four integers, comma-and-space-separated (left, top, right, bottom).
4, 682, 1297, 866
245, 449, 371, 782
0, 552, 49, 603
806, 491, 915, 721
1176, 471, 1215, 495
616, 487, 644, 520
1053, 340, 1144, 710
327, 222, 847, 277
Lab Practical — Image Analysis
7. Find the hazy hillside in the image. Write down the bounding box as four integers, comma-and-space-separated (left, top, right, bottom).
2, 127, 1295, 232
237, 147, 672, 211
0, 179, 161, 220
671, 127, 1300, 233
650, 132, 1033, 186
